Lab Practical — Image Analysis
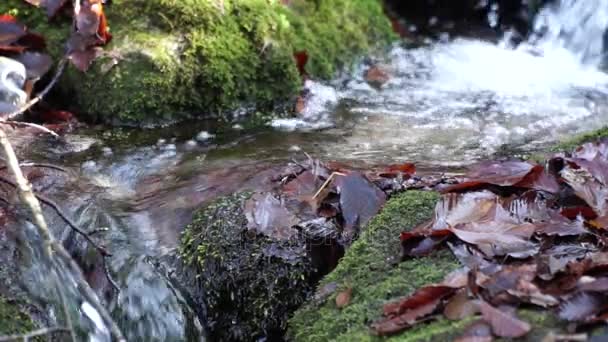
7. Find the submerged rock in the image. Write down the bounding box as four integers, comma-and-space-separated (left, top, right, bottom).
0, 0, 394, 125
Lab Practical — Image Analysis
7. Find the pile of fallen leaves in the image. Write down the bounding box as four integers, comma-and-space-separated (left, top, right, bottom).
0, 0, 111, 121
372, 138, 608, 339
245, 158, 455, 247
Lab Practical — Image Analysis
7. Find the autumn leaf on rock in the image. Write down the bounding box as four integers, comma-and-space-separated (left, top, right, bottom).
444, 161, 559, 193
478, 301, 531, 338
68, 0, 111, 71
372, 285, 456, 336
444, 290, 479, 320
335, 287, 352, 309
334, 172, 386, 239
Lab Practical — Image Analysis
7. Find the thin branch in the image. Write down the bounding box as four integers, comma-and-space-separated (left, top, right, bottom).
0, 121, 59, 137
0, 175, 110, 256
0, 128, 126, 342
3, 58, 68, 121
0, 162, 68, 174
313, 172, 347, 199
0, 173, 120, 292
0, 327, 70, 342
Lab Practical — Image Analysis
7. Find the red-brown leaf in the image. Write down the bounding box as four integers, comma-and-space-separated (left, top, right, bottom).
383, 285, 456, 317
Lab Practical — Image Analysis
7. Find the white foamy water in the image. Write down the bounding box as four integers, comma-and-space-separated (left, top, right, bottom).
272, 0, 608, 167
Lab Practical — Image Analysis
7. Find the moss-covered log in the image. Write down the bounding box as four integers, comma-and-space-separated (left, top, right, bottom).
1, 0, 394, 125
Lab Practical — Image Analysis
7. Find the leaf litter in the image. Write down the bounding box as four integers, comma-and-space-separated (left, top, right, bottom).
371, 138, 608, 339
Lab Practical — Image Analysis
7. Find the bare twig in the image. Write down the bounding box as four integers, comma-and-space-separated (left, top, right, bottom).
0, 162, 68, 174
0, 127, 126, 342
313, 171, 347, 199
0, 174, 120, 292
0, 121, 59, 137
0, 175, 110, 256
0, 326, 70, 342
3, 58, 68, 121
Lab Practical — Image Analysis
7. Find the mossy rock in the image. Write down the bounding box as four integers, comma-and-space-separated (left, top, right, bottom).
179, 192, 317, 341
1, 0, 394, 125
0, 296, 37, 337
288, 190, 571, 341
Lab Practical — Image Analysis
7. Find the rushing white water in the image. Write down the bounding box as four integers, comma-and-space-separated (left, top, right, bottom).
272, 0, 608, 166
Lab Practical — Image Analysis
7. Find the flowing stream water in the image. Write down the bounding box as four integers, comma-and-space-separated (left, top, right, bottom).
5, 0, 608, 340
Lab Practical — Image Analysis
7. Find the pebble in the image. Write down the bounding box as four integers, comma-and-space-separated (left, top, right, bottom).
288, 145, 302, 152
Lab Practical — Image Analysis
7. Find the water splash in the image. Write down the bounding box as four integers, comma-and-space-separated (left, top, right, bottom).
529, 0, 608, 67
269, 0, 608, 166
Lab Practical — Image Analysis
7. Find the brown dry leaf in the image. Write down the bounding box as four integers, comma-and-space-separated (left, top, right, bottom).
334, 172, 386, 237
444, 290, 479, 320
443, 161, 559, 193
400, 229, 452, 258
335, 287, 352, 309
371, 285, 457, 336
479, 301, 531, 338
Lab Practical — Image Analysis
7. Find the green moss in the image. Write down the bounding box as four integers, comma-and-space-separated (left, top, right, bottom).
180, 192, 315, 341
553, 126, 608, 152
3, 0, 394, 125
0, 296, 36, 336
289, 191, 465, 341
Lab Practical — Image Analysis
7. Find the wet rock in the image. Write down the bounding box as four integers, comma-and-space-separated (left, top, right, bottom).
178, 192, 320, 341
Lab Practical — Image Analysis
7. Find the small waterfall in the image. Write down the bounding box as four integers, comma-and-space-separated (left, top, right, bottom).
529, 0, 608, 66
